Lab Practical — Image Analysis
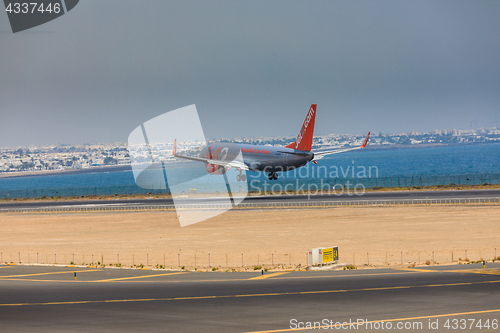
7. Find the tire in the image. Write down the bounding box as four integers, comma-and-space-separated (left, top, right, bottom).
236, 174, 241, 181
241, 174, 247, 181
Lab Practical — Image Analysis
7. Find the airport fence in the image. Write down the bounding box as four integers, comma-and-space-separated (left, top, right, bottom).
0, 184, 168, 200
2, 248, 499, 270
2, 197, 500, 214
0, 172, 499, 199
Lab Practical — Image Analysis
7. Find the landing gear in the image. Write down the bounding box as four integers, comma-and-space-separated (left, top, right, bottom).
268, 172, 278, 180
236, 170, 247, 182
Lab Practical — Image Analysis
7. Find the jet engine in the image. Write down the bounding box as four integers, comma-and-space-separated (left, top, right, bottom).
206, 164, 226, 175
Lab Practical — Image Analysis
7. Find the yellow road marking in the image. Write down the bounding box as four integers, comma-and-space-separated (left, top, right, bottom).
445, 269, 500, 275
249, 272, 290, 280
246, 308, 500, 332
0, 269, 101, 278
0, 269, 477, 284
278, 271, 415, 279
94, 272, 187, 282
396, 267, 500, 275
479, 269, 500, 275
78, 271, 415, 283
0, 278, 80, 282
0, 278, 498, 307
0, 267, 496, 284
393, 267, 435, 273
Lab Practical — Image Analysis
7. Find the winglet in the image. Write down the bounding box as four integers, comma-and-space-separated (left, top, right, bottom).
360, 132, 370, 148
173, 139, 177, 155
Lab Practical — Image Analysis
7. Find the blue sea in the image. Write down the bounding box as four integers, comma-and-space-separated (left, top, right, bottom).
0, 143, 499, 191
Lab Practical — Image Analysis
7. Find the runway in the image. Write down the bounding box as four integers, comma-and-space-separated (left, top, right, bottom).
1, 189, 500, 211
1, 263, 499, 332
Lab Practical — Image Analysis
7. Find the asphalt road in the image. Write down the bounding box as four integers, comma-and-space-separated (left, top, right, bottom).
0, 263, 499, 332
1, 189, 500, 210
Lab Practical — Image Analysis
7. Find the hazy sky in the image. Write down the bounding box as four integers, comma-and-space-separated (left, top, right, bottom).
1, 0, 499, 147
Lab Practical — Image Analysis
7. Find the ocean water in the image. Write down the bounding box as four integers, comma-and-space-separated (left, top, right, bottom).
0, 143, 499, 191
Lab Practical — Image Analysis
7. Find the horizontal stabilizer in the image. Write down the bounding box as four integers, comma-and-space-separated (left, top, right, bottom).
312, 132, 370, 157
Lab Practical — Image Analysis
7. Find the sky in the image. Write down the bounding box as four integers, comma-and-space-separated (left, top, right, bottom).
1, 0, 500, 147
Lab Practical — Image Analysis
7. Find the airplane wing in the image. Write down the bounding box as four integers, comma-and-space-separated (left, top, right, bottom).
312, 132, 370, 157
172, 140, 250, 171
276, 151, 310, 156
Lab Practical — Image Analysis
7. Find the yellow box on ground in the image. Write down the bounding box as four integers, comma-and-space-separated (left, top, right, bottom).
309, 246, 339, 265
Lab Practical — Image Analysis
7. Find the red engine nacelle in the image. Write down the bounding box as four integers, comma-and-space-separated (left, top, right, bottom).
207, 164, 226, 175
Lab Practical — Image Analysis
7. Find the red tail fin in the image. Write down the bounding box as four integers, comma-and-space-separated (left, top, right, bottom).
285, 104, 317, 151
360, 132, 370, 148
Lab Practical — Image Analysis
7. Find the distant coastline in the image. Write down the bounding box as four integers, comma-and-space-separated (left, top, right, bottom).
0, 141, 498, 180
0, 165, 132, 179
316, 141, 499, 151
359, 142, 468, 150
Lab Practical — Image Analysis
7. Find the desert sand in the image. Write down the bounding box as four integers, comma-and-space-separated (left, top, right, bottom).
1, 205, 499, 269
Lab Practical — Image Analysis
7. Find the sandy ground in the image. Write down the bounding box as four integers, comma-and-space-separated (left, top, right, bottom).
1, 205, 499, 270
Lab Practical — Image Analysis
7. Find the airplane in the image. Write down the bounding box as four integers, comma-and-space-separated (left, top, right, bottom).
173, 104, 370, 181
